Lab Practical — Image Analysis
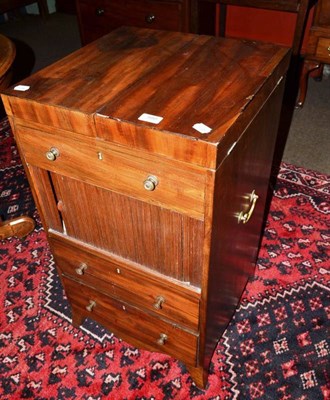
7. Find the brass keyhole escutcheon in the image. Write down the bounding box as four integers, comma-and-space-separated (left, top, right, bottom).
143, 175, 159, 191
75, 263, 88, 276
153, 296, 165, 310
45, 147, 60, 161
157, 333, 168, 346
86, 300, 96, 312
237, 190, 259, 224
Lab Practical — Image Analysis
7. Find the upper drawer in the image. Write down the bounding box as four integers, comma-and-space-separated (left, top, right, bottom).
14, 124, 206, 219
78, 0, 185, 40
49, 234, 200, 330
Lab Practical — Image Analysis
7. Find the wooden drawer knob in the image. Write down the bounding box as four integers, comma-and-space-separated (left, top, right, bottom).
45, 147, 60, 161
145, 13, 156, 24
86, 300, 96, 312
143, 175, 158, 191
157, 333, 168, 345
75, 263, 88, 275
95, 7, 105, 16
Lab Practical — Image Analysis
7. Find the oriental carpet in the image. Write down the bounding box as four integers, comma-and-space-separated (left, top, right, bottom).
0, 117, 329, 399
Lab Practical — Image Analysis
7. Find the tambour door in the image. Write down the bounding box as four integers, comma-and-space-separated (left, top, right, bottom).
49, 172, 204, 288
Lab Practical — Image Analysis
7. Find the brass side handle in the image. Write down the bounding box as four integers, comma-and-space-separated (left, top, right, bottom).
86, 300, 96, 312
143, 175, 159, 191
157, 333, 168, 345
153, 296, 165, 310
145, 13, 156, 24
46, 147, 60, 161
75, 263, 88, 276
237, 190, 259, 224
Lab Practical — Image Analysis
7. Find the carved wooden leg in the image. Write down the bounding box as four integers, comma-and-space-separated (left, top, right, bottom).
296, 59, 321, 108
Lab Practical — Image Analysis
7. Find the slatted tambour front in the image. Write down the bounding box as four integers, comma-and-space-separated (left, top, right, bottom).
2, 27, 290, 387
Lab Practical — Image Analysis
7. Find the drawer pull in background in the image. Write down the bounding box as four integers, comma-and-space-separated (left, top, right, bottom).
157, 333, 168, 345
46, 147, 60, 161
95, 7, 105, 16
86, 300, 96, 312
153, 296, 165, 310
237, 190, 259, 224
145, 14, 156, 24
143, 175, 158, 191
75, 263, 88, 275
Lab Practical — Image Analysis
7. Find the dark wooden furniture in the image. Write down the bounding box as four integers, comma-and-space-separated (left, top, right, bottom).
0, 34, 15, 89
76, 0, 191, 45
2, 27, 290, 387
297, 0, 330, 106
0, 0, 49, 18
192, 0, 316, 56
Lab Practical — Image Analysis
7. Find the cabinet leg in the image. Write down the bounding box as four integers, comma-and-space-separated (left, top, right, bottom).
296, 59, 321, 108
71, 307, 84, 328
37, 0, 49, 18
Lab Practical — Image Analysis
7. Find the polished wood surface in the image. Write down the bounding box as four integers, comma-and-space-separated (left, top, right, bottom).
298, 0, 330, 106
2, 27, 290, 387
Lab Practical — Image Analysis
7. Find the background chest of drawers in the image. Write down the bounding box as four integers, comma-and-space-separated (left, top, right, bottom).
2, 27, 290, 387
76, 0, 190, 44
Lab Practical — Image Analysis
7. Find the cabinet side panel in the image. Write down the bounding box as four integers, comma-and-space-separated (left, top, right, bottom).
202, 80, 285, 371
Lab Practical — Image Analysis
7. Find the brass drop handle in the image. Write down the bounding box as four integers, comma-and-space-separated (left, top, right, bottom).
96, 7, 105, 16
145, 13, 156, 24
237, 190, 259, 224
157, 333, 168, 345
46, 147, 60, 161
153, 296, 165, 310
75, 263, 88, 276
86, 300, 96, 312
143, 175, 159, 191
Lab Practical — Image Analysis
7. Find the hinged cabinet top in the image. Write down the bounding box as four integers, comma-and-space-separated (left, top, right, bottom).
2, 26, 290, 168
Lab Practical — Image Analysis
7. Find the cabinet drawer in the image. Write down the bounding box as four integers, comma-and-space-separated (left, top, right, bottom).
315, 37, 330, 60
50, 235, 200, 330
15, 125, 205, 219
78, 0, 184, 44
63, 276, 199, 367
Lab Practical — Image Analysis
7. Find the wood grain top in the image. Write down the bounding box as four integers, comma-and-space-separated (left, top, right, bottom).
2, 27, 290, 167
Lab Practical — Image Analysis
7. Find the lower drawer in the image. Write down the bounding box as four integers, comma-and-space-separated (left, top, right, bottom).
63, 276, 199, 367
50, 234, 200, 330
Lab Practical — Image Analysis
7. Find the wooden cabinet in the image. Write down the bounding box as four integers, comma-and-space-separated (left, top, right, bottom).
2, 27, 290, 387
76, 0, 190, 44
298, 0, 330, 106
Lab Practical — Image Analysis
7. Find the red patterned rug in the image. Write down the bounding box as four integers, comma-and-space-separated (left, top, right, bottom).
0, 117, 329, 399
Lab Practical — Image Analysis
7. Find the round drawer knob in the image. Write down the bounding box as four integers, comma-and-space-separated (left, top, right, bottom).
75, 263, 88, 275
86, 300, 96, 312
143, 175, 159, 191
157, 333, 168, 346
46, 147, 60, 161
145, 13, 156, 24
96, 7, 105, 16
153, 295, 165, 310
